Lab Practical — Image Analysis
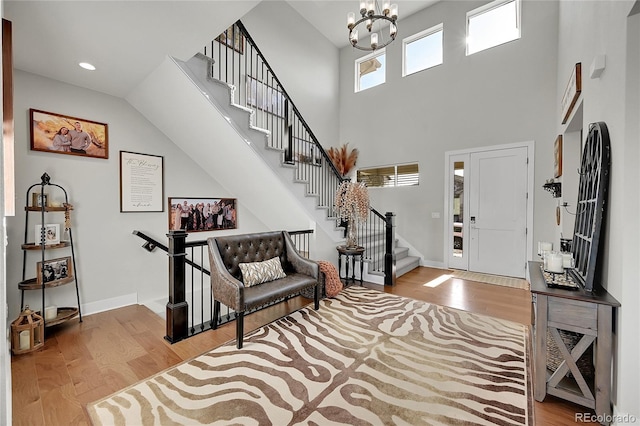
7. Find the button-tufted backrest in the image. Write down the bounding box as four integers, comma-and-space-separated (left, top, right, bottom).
213, 231, 288, 281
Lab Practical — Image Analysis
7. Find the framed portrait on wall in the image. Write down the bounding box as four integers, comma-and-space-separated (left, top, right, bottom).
29, 109, 109, 159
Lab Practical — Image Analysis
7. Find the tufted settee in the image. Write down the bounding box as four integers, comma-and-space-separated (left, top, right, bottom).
207, 231, 319, 349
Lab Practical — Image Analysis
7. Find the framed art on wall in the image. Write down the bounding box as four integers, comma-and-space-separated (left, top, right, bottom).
168, 197, 237, 232
246, 76, 286, 118
120, 151, 164, 212
554, 135, 563, 178
560, 63, 581, 125
29, 109, 108, 159
216, 23, 244, 54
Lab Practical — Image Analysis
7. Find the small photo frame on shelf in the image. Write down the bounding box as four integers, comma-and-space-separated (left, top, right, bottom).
36, 256, 73, 286
168, 197, 237, 233
35, 224, 60, 245
31, 192, 48, 208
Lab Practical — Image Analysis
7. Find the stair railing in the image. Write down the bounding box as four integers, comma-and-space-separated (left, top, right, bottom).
133, 229, 314, 343
204, 21, 396, 283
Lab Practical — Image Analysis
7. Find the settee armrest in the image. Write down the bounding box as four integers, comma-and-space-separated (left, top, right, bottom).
207, 238, 244, 310
284, 232, 319, 279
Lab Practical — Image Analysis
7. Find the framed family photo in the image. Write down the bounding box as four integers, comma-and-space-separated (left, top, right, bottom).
30, 108, 109, 159
35, 224, 60, 245
31, 192, 48, 208
36, 256, 73, 286
168, 197, 237, 233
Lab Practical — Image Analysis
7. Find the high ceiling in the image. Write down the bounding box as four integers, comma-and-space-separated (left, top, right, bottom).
4, 1, 437, 98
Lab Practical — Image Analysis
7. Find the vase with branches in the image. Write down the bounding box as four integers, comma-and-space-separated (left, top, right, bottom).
327, 143, 359, 178
334, 181, 369, 248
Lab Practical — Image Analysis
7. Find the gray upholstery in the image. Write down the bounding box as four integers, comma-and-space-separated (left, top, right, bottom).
208, 231, 319, 348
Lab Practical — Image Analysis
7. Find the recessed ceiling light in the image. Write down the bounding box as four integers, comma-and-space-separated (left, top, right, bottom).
79, 62, 96, 71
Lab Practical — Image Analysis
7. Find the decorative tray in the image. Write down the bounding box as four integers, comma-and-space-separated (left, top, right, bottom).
540, 265, 580, 291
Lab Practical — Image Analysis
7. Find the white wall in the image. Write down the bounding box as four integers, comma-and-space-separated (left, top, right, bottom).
338, 0, 560, 264
556, 0, 639, 419
241, 1, 340, 149
5, 70, 274, 322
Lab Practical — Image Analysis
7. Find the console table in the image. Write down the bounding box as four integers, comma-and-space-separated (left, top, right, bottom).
336, 245, 364, 285
529, 261, 620, 424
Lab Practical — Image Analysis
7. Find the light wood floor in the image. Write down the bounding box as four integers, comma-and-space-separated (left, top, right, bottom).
11, 266, 591, 425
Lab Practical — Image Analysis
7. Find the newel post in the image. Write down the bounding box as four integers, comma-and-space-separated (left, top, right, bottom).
166, 230, 188, 343
384, 212, 396, 286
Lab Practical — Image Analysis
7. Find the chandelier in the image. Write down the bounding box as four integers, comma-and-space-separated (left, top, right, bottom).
347, 1, 398, 51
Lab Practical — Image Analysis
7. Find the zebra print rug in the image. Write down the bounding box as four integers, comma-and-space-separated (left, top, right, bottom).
87, 287, 533, 425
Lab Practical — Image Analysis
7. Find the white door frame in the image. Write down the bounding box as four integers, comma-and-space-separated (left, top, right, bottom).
443, 141, 535, 272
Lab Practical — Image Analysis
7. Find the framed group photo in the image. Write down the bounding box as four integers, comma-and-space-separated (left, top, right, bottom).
30, 108, 109, 159
36, 256, 73, 286
169, 197, 237, 232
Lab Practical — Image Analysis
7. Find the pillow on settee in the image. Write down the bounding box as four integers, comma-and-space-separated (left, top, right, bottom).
239, 257, 287, 287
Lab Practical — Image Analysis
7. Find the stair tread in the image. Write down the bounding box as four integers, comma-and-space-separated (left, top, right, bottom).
396, 255, 420, 267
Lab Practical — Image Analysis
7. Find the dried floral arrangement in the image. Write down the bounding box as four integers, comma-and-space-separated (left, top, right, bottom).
334, 181, 369, 223
327, 143, 359, 177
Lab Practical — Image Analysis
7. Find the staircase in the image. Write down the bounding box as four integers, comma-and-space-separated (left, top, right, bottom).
177, 52, 420, 281
133, 20, 421, 282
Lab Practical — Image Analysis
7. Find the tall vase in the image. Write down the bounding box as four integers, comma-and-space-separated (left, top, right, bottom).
346, 220, 358, 248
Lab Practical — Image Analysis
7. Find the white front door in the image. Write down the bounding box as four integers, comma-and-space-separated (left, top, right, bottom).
468, 146, 528, 278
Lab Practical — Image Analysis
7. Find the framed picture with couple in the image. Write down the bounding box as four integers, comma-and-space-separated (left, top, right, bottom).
29, 109, 109, 159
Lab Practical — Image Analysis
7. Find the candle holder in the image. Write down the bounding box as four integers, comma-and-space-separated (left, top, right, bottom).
10, 305, 44, 355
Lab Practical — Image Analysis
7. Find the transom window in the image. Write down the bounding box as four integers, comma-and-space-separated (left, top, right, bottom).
357, 163, 419, 188
403, 23, 443, 77
355, 49, 386, 92
466, 0, 520, 55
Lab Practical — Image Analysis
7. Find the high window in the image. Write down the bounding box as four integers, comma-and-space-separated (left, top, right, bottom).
355, 49, 386, 92
466, 0, 520, 55
357, 163, 419, 188
402, 23, 443, 77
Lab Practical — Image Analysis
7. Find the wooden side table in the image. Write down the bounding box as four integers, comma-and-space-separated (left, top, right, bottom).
528, 261, 620, 425
336, 245, 365, 285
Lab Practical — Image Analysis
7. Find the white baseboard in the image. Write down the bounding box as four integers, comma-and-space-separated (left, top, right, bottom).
82, 293, 138, 316
421, 259, 445, 269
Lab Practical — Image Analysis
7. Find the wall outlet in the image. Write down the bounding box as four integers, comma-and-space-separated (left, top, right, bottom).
431, 212, 440, 219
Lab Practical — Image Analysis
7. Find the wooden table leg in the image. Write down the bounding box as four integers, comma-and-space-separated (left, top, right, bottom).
534, 294, 548, 402
595, 304, 612, 420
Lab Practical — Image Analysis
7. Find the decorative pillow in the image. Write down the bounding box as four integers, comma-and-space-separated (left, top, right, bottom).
239, 257, 287, 287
